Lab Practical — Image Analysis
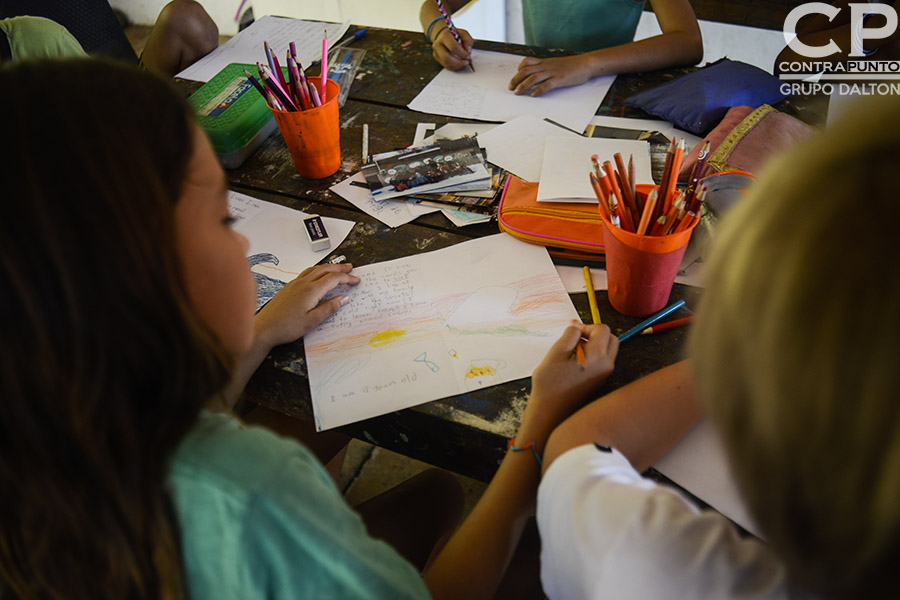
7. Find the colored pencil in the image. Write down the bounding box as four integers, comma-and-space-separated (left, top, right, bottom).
584, 266, 601, 324
243, 69, 268, 101
590, 173, 611, 220
259, 64, 298, 111
665, 138, 686, 211
308, 80, 322, 107
618, 299, 687, 343
655, 138, 676, 222
639, 315, 695, 335
575, 337, 586, 368
320, 30, 328, 102
636, 188, 658, 236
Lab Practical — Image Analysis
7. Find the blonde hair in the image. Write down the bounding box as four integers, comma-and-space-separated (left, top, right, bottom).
690, 96, 900, 599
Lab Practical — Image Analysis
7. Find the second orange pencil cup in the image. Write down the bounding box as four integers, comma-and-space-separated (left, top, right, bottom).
601, 184, 698, 317
271, 77, 341, 179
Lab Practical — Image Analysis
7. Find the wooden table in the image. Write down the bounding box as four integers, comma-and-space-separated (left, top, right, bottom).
179, 25, 824, 483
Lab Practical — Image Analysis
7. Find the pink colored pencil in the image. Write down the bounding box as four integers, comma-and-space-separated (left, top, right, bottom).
320, 30, 328, 103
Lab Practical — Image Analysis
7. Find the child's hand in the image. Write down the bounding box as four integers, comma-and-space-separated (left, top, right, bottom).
526, 322, 618, 431
508, 54, 596, 96
255, 263, 360, 348
431, 26, 474, 71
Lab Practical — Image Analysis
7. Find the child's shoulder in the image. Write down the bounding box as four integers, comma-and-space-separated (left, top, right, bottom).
169, 410, 329, 501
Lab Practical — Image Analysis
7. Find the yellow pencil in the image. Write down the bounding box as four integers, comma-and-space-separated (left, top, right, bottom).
583, 266, 601, 324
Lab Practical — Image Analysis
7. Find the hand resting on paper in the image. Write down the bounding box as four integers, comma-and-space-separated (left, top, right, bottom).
432, 27, 474, 71
255, 263, 360, 348
223, 263, 360, 410
525, 322, 619, 436
509, 54, 596, 97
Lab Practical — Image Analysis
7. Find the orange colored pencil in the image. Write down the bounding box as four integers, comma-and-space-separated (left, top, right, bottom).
655, 138, 676, 220
636, 188, 658, 235
665, 138, 686, 211
604, 160, 635, 232
590, 173, 611, 220
614, 152, 637, 215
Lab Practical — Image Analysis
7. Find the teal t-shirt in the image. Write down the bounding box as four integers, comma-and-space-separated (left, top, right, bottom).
167, 411, 431, 600
522, 0, 647, 52
0, 16, 86, 61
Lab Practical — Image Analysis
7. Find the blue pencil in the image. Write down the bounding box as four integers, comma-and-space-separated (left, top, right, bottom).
617, 299, 687, 343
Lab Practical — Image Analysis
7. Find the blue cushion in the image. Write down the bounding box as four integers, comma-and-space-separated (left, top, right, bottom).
624, 59, 788, 136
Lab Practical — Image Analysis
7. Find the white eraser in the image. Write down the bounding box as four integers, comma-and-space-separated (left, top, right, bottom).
303, 214, 331, 251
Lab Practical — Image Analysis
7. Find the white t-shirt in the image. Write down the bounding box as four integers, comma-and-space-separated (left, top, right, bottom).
537, 444, 788, 599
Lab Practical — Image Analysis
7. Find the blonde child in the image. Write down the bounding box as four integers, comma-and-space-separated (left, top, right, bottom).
534, 94, 900, 597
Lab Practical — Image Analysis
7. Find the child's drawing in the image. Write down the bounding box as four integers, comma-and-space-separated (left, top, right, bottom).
249, 253, 286, 310
304, 234, 580, 431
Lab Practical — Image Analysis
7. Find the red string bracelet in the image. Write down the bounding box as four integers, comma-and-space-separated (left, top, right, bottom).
507, 437, 543, 468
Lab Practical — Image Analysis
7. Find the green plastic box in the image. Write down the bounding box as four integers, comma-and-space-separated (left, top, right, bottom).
188, 63, 277, 169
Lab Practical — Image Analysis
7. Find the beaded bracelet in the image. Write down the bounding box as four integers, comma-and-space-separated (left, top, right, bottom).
425, 16, 444, 42
508, 437, 543, 468
430, 26, 448, 44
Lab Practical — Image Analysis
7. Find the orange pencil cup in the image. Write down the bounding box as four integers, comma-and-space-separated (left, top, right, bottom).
271, 77, 341, 179
600, 184, 698, 317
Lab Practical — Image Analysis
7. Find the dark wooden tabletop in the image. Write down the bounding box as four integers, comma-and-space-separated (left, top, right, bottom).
180, 24, 825, 482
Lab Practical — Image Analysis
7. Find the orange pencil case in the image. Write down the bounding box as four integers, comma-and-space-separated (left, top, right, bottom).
497, 175, 606, 260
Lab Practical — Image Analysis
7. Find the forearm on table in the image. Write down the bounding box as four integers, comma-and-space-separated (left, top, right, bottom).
581, 32, 703, 78
423, 416, 552, 600
543, 360, 704, 474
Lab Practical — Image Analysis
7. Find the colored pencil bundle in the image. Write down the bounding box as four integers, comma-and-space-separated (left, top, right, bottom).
245, 37, 330, 112
590, 138, 709, 237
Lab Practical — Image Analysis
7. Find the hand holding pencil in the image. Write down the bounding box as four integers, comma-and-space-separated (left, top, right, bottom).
427, 0, 474, 72
530, 321, 619, 420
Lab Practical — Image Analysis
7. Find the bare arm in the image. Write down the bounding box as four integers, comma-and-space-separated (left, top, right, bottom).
510, 0, 702, 96
543, 359, 704, 475
424, 323, 618, 599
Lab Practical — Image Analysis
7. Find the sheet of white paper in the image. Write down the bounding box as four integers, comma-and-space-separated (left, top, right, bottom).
654, 418, 761, 539
555, 266, 608, 294
412, 123, 438, 147
330, 173, 437, 228
536, 137, 653, 203
408, 49, 615, 133
228, 190, 356, 309
304, 234, 579, 431
589, 115, 703, 152
477, 115, 581, 182
177, 16, 351, 82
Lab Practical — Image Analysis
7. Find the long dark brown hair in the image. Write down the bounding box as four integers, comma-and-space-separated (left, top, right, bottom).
0, 59, 231, 599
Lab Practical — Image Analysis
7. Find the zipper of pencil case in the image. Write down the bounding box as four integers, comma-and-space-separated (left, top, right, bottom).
500, 206, 605, 223
497, 219, 606, 251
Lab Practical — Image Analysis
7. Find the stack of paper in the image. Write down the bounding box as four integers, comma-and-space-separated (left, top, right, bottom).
361, 138, 491, 202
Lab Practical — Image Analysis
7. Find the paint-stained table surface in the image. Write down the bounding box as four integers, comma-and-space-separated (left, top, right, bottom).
178, 25, 825, 482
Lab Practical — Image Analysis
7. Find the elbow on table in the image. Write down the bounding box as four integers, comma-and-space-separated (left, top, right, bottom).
682, 31, 704, 66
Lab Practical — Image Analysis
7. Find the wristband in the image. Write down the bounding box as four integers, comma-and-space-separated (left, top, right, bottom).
430, 26, 448, 44
508, 437, 543, 468
425, 16, 443, 42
